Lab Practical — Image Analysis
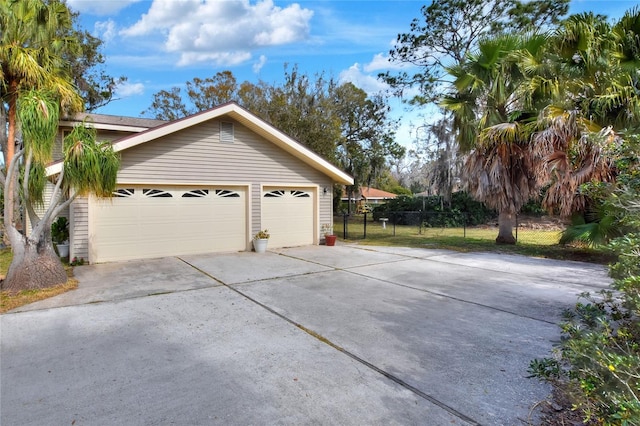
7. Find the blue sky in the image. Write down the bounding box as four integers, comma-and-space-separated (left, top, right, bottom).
67, 0, 639, 148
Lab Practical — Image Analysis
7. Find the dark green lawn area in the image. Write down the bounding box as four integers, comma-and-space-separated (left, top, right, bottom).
336, 220, 612, 265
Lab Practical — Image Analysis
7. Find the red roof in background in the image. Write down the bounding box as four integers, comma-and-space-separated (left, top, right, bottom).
360, 187, 397, 200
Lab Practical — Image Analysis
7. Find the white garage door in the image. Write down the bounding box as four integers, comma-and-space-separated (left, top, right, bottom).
262, 188, 315, 248
90, 186, 247, 262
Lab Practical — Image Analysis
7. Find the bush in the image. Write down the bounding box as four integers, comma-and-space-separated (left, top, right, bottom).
530, 186, 640, 425
372, 191, 496, 226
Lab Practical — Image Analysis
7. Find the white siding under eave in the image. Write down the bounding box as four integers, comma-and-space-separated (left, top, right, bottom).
70, 197, 89, 261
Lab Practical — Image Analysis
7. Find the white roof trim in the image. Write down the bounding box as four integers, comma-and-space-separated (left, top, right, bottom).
48, 102, 354, 185
59, 120, 150, 133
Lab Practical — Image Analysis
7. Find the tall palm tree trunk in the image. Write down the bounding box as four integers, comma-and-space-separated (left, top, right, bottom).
496, 210, 516, 244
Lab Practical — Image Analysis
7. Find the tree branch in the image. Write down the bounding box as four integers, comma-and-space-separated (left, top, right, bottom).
22, 149, 40, 231
4, 148, 24, 228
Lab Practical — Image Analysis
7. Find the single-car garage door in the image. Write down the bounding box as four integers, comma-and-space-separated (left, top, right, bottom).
90, 186, 247, 262
262, 187, 315, 248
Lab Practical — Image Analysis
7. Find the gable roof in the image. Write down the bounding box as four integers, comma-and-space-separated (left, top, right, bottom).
361, 187, 397, 200
60, 112, 167, 133
47, 102, 353, 185
341, 187, 397, 201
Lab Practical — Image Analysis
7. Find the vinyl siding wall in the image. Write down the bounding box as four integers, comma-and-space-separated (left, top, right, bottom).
75, 118, 335, 257
70, 197, 89, 261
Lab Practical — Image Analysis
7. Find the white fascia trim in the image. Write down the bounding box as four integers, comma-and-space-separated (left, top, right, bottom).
59, 121, 149, 133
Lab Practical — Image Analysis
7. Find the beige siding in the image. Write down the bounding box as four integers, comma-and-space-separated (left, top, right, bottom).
70, 197, 89, 261
118, 119, 334, 240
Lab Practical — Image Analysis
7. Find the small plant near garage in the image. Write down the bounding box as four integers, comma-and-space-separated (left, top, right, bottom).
254, 229, 270, 239
51, 217, 70, 258
253, 229, 270, 253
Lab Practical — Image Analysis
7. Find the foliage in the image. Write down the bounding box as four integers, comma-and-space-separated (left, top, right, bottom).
0, 0, 84, 167
373, 191, 495, 227
559, 131, 640, 247
1, 88, 120, 291
254, 229, 270, 240
531, 140, 640, 425
68, 256, 85, 266
63, 8, 124, 111
383, 0, 569, 105
51, 217, 69, 244
63, 124, 119, 197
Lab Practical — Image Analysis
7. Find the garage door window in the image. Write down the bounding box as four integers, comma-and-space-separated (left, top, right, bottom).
264, 190, 310, 198
182, 189, 209, 198
143, 189, 172, 198
216, 189, 240, 198
114, 188, 135, 197
291, 190, 310, 198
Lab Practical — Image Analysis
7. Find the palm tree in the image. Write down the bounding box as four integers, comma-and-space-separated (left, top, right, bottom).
442, 33, 551, 243
0, 0, 82, 169
533, 10, 640, 220
2, 90, 119, 291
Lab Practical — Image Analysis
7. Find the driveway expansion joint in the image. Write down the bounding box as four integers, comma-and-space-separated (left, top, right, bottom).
179, 255, 483, 426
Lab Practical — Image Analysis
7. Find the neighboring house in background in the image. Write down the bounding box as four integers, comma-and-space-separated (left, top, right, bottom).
45, 102, 353, 263
341, 187, 397, 213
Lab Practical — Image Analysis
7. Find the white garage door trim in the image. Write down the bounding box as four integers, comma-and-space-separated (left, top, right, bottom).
89, 185, 248, 263
261, 186, 317, 248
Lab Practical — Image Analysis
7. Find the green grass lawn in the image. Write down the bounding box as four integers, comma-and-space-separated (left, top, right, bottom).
335, 218, 611, 264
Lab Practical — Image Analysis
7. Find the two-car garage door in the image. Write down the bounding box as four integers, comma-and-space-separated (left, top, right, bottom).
90, 186, 247, 263
89, 185, 316, 263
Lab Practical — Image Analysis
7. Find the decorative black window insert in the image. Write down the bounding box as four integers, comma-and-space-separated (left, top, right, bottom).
215, 189, 240, 198
264, 190, 285, 198
182, 189, 209, 198
291, 190, 310, 198
114, 188, 135, 197
143, 189, 173, 198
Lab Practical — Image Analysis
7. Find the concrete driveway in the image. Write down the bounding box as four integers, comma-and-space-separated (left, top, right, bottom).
1, 245, 611, 425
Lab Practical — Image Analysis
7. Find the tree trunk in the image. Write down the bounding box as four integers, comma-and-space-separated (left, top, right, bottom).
1, 231, 67, 292
496, 210, 516, 245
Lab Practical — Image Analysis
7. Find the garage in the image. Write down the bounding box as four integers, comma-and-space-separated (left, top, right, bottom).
262, 187, 315, 248
89, 185, 248, 262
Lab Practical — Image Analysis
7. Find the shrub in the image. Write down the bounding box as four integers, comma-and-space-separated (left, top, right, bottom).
372, 191, 496, 226
530, 185, 640, 424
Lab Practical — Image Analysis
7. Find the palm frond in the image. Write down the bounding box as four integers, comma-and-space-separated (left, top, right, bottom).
17, 89, 59, 164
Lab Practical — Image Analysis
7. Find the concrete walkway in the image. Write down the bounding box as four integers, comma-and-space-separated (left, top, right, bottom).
1, 245, 611, 425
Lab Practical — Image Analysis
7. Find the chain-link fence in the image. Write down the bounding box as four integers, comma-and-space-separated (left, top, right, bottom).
334, 211, 563, 245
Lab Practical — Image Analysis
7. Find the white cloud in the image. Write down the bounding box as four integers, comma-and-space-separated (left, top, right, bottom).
364, 53, 412, 72
339, 63, 389, 95
94, 20, 117, 43
66, 0, 142, 16
115, 81, 145, 97
177, 51, 252, 67
121, 0, 313, 67
253, 55, 267, 74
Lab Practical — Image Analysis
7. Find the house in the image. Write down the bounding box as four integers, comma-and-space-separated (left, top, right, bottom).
46, 102, 353, 263
341, 186, 397, 213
